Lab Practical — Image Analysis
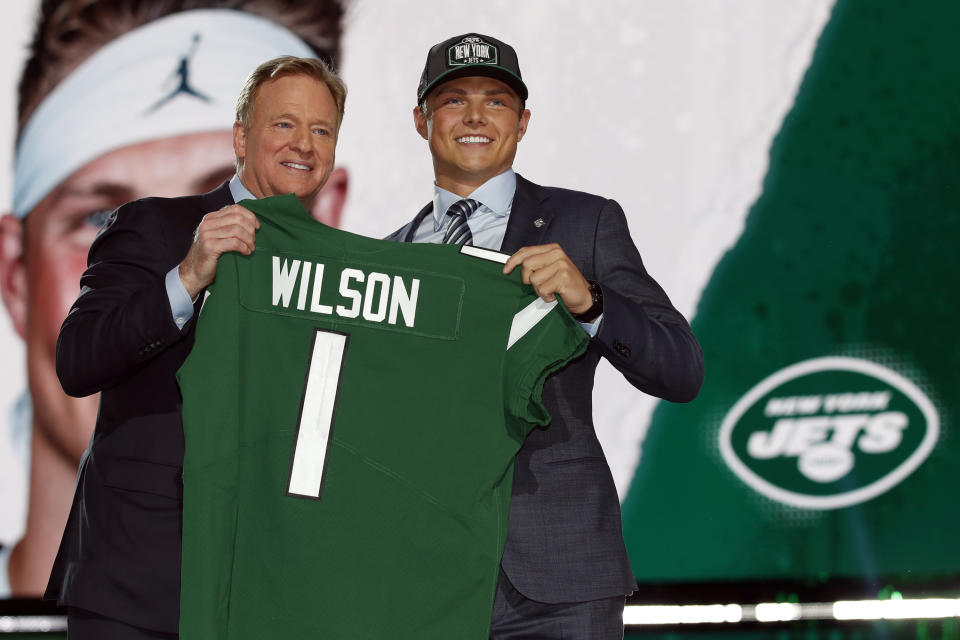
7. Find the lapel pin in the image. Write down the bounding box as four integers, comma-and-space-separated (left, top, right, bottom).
533, 217, 545, 228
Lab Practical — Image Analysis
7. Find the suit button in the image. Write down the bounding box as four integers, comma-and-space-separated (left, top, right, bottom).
613, 340, 631, 358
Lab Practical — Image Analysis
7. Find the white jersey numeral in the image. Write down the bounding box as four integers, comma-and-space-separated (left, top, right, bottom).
287, 329, 348, 500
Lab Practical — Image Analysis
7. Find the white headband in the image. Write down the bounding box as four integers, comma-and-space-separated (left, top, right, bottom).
13, 9, 316, 217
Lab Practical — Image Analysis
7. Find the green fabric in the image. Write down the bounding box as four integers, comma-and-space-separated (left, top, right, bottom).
178, 194, 586, 639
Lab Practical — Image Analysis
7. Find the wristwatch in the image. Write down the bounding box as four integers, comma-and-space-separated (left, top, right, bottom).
573, 280, 603, 323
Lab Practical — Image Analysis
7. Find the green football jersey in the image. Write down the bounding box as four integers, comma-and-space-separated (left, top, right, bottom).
177, 194, 587, 639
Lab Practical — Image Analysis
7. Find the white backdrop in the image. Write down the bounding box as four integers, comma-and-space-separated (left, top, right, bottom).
0, 0, 834, 547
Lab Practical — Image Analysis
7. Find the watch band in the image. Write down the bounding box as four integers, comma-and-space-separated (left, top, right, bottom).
573, 280, 603, 323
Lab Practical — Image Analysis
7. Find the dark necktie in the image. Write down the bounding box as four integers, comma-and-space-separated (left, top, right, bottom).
442, 198, 480, 245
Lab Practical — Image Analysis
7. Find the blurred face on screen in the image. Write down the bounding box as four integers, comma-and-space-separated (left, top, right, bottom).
414, 76, 530, 194
0, 131, 234, 462
0, 127, 347, 465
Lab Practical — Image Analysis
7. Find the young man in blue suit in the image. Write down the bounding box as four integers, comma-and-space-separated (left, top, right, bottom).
387, 33, 705, 639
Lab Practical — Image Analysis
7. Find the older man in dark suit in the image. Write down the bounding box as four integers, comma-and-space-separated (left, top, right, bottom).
387, 33, 704, 639
47, 55, 345, 639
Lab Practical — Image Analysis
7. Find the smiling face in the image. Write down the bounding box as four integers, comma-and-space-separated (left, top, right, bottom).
234, 73, 339, 209
414, 76, 530, 196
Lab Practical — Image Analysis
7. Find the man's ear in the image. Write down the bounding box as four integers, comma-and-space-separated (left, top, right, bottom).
232, 121, 246, 162
517, 108, 531, 142
0, 214, 28, 339
309, 167, 349, 228
413, 105, 429, 141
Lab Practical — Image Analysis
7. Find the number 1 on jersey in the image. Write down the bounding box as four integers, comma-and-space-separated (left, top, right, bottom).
287, 329, 349, 500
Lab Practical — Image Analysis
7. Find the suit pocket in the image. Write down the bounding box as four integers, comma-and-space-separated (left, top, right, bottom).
103, 457, 181, 500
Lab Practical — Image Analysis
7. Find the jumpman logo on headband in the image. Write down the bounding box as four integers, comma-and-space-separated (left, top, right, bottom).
146, 34, 211, 114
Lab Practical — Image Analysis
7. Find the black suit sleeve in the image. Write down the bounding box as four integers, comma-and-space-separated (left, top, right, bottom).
590, 199, 704, 403
56, 201, 191, 397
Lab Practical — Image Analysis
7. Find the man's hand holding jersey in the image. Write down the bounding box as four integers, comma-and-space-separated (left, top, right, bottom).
503, 243, 593, 315
178, 204, 260, 299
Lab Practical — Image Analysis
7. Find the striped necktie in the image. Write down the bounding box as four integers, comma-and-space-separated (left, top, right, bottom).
442, 198, 480, 245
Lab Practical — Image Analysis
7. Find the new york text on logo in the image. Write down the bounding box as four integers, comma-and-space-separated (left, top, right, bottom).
448, 36, 499, 66
718, 357, 939, 510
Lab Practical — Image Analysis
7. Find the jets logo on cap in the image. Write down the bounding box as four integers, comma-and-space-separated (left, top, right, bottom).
447, 36, 498, 67
718, 357, 939, 510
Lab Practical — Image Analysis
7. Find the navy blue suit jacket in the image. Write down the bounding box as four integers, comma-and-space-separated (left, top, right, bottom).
388, 174, 704, 602
46, 182, 233, 633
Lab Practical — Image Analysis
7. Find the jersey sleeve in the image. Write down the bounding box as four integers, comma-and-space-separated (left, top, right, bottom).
502, 294, 589, 438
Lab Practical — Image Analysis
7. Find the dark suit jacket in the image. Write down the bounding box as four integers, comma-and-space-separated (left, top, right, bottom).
387, 174, 704, 602
45, 182, 233, 633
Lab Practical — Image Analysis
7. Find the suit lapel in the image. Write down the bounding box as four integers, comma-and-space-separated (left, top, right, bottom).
200, 181, 235, 214
500, 174, 551, 253
401, 203, 434, 242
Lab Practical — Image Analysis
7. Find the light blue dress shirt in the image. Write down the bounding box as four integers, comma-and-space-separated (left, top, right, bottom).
165, 175, 255, 330
411, 169, 516, 249
411, 169, 601, 336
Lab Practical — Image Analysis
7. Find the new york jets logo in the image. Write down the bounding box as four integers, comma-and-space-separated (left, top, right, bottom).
718, 357, 938, 510
448, 36, 498, 66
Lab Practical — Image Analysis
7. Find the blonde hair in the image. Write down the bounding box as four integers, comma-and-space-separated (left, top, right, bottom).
235, 55, 346, 132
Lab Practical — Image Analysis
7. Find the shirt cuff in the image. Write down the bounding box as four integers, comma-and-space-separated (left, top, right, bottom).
165, 266, 194, 330
579, 313, 603, 338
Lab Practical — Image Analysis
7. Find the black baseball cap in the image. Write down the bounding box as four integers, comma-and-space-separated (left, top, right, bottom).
417, 33, 528, 103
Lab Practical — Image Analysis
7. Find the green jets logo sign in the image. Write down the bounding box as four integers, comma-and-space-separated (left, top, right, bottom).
719, 357, 939, 509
